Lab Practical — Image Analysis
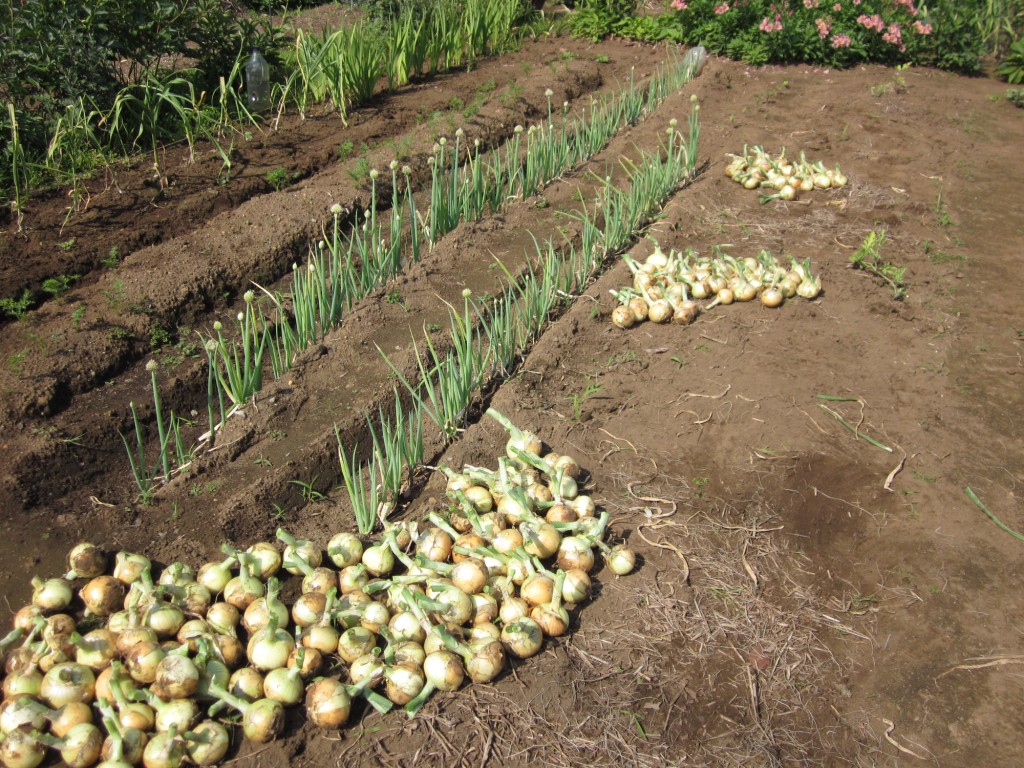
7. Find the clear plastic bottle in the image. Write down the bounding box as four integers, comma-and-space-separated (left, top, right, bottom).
246, 48, 271, 113
682, 45, 708, 78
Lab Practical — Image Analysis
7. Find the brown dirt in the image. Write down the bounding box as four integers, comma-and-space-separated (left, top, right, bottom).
2, 17, 1023, 768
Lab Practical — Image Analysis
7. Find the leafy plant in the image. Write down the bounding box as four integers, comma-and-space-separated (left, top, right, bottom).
41, 274, 79, 299
0, 290, 33, 320
997, 39, 1024, 83
102, 247, 121, 268
265, 167, 292, 191
850, 230, 906, 299
1007, 87, 1024, 107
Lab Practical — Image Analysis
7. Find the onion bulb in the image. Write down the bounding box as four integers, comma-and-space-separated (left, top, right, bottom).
500, 617, 544, 659
385, 662, 426, 706
604, 545, 637, 576
151, 654, 199, 701
244, 543, 282, 581
0, 725, 46, 768
611, 305, 635, 329
65, 543, 106, 581
207, 682, 284, 744
80, 576, 125, 617
760, 286, 784, 308
183, 721, 229, 766
31, 577, 73, 612
40, 663, 95, 708
326, 533, 363, 569
305, 678, 351, 729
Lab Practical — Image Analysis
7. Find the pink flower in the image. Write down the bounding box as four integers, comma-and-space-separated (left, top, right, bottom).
852, 0, 860, 4
857, 13, 885, 32
830, 33, 852, 48
670, 0, 688, 9
895, 0, 918, 14
834, 2, 842, 9
803, 0, 819, 7
758, 14, 783, 32
714, 2, 730, 13
882, 22, 903, 45
913, 19, 932, 34
815, 18, 831, 37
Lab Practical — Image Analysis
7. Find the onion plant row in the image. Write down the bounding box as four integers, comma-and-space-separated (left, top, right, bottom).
119, 60, 701, 502
338, 103, 700, 534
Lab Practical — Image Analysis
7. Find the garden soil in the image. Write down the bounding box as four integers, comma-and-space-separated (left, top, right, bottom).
1, 16, 1022, 768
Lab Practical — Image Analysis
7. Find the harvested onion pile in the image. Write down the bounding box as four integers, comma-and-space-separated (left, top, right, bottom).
0, 409, 633, 768
609, 242, 821, 329
725, 145, 847, 202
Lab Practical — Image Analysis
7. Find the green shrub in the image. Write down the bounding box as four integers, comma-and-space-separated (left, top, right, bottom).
573, 0, 986, 73
998, 39, 1024, 83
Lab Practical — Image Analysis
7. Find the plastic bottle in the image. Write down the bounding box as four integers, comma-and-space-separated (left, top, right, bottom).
681, 45, 708, 78
246, 48, 271, 113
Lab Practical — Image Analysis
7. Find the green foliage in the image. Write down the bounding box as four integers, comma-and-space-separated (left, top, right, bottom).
850, 229, 906, 299
265, 167, 292, 191
0, 290, 34, 320
574, 0, 986, 73
568, 0, 639, 40
41, 274, 79, 299
998, 40, 1024, 83
1007, 86, 1024, 106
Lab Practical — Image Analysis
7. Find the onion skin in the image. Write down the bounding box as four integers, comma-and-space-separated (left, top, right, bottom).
0, 725, 46, 768
243, 699, 285, 744
305, 678, 351, 729
611, 305, 635, 329
59, 722, 104, 768
80, 576, 125, 617
40, 663, 96, 708
500, 618, 544, 659
151, 655, 199, 701
66, 543, 106, 581
327, 533, 363, 569
184, 721, 230, 766
760, 287, 784, 308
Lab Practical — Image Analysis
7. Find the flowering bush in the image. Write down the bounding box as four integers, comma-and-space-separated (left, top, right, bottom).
657, 0, 983, 72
